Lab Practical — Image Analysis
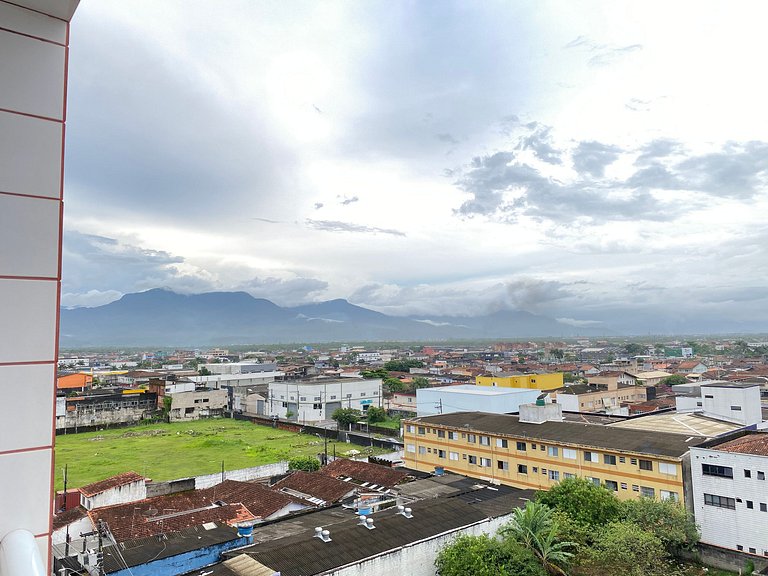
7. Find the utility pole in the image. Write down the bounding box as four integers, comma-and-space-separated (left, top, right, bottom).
435, 399, 443, 414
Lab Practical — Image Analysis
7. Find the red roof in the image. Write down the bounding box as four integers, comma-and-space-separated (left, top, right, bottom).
716, 433, 768, 457
273, 471, 355, 504
79, 472, 145, 497
318, 459, 408, 488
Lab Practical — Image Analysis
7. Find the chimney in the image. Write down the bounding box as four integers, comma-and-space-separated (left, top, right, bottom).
314, 527, 331, 542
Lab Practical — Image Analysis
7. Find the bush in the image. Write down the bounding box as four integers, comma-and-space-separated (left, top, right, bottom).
435, 534, 546, 576
536, 476, 622, 529
366, 406, 386, 423
288, 456, 320, 472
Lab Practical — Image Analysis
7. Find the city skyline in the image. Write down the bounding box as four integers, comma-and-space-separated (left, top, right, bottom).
63, 1, 768, 334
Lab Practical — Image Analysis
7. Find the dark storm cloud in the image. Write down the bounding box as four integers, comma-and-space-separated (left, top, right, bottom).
305, 219, 406, 237
572, 141, 622, 177
455, 125, 768, 224
66, 14, 297, 223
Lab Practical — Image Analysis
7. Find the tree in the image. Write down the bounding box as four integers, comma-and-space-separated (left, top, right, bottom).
198, 366, 212, 376
384, 359, 424, 372
536, 477, 621, 529
365, 406, 386, 423
361, 368, 389, 379
619, 497, 699, 554
288, 456, 320, 472
624, 343, 645, 355
659, 374, 688, 387
435, 534, 546, 576
551, 348, 564, 360
331, 407, 361, 427
383, 377, 405, 393
412, 376, 430, 389
578, 521, 670, 576
500, 501, 575, 575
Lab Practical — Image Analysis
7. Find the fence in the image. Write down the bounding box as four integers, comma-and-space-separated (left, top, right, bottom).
146, 461, 290, 497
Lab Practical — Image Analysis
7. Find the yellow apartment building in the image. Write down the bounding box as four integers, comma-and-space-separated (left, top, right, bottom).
403, 411, 695, 502
476, 372, 563, 390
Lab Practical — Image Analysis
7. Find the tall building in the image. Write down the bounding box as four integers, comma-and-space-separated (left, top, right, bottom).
0, 1, 80, 573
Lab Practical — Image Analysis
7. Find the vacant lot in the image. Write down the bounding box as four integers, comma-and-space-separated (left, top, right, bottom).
55, 419, 377, 491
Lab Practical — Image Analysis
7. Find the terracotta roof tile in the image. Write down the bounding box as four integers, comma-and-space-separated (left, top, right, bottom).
79, 472, 145, 497
318, 459, 407, 488
272, 471, 354, 504
52, 506, 88, 531
715, 433, 768, 456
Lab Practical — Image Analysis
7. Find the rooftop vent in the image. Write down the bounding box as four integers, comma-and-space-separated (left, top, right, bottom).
358, 515, 375, 530
397, 505, 413, 519
314, 527, 331, 543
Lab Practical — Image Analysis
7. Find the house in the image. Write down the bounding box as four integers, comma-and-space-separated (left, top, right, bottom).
554, 381, 647, 414
690, 431, 768, 568
634, 370, 674, 387
57, 373, 93, 393
318, 458, 409, 491
675, 381, 762, 426
403, 406, 696, 502
416, 385, 541, 417
167, 388, 228, 421
79, 472, 147, 511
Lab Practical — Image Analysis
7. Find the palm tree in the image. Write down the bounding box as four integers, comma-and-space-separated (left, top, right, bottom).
500, 501, 574, 575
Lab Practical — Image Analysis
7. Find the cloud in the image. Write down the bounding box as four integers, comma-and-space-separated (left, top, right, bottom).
61, 289, 124, 308
556, 317, 603, 327
518, 123, 562, 164
338, 195, 360, 206
252, 217, 283, 224
436, 133, 460, 145
314, 202, 324, 210
305, 219, 406, 237
564, 35, 642, 67
236, 276, 329, 307
572, 141, 621, 177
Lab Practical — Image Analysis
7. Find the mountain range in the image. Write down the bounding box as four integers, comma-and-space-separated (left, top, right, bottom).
59, 288, 606, 347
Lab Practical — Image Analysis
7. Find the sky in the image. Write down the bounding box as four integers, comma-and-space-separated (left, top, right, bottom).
62, 0, 768, 333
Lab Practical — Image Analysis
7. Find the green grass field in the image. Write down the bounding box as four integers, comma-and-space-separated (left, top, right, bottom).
54, 419, 381, 491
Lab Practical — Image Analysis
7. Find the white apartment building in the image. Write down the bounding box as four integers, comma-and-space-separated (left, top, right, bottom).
0, 2, 80, 574
691, 432, 768, 557
355, 351, 382, 363
675, 381, 762, 426
268, 379, 382, 422
200, 361, 278, 375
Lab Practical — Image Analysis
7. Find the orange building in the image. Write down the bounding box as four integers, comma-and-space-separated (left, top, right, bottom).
57, 373, 93, 393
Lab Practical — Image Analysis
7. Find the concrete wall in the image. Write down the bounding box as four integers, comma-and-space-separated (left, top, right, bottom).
0, 2, 79, 572
194, 461, 289, 489
82, 480, 147, 511
56, 406, 153, 431
146, 478, 195, 498
702, 385, 762, 426
416, 386, 540, 417
330, 513, 514, 576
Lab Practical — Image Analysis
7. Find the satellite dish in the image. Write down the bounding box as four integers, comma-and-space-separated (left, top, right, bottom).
536, 393, 547, 401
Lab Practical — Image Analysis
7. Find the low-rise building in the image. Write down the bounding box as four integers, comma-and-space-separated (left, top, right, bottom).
268, 379, 382, 422
690, 431, 768, 560
675, 380, 763, 426
79, 472, 147, 511
416, 385, 541, 416
403, 407, 697, 502
475, 371, 563, 390
554, 381, 647, 413
167, 388, 228, 421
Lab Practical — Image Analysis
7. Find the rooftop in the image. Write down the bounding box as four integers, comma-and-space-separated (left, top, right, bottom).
608, 412, 742, 437
318, 458, 408, 488
699, 380, 760, 389
273, 471, 355, 505
79, 471, 145, 497
421, 384, 536, 396
713, 432, 768, 456
407, 412, 703, 458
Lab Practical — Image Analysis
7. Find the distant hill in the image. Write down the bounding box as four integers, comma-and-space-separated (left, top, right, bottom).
59, 288, 605, 347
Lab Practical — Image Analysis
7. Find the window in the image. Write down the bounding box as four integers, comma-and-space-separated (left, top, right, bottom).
346, 393, 352, 398
587, 477, 601, 487
468, 455, 477, 465
467, 434, 476, 443
759, 471, 766, 480
661, 490, 679, 502
564, 473, 576, 480
630, 458, 637, 465
479, 436, 490, 446
540, 444, 546, 451
704, 493, 736, 509
418, 446, 426, 455
584, 451, 598, 462
497, 438, 508, 448
659, 462, 677, 476
185, 407, 195, 414
517, 464, 528, 474
621, 482, 628, 490
731, 405, 742, 411
702, 464, 733, 478
314, 396, 321, 401
498, 460, 509, 471
533, 467, 539, 473
737, 545, 744, 551
750, 548, 757, 554
330, 395, 337, 400
604, 480, 618, 491
407, 425, 415, 434
480, 457, 492, 467
361, 392, 366, 397
603, 454, 617, 465
619, 456, 625, 463
427, 447, 432, 453
313, 403, 321, 409
639, 459, 653, 471
437, 430, 445, 438
632, 485, 639, 492
406, 444, 416, 453
745, 469, 752, 478
747, 500, 754, 509
760, 503, 767, 512
549, 470, 560, 481
418, 426, 426, 435
531, 443, 537, 449
563, 448, 577, 460
516, 441, 527, 451
547, 446, 559, 457
300, 396, 306, 401
448, 431, 458, 440
640, 486, 655, 498
438, 450, 446, 459
281, 401, 288, 407
449, 451, 459, 461
704, 394, 714, 399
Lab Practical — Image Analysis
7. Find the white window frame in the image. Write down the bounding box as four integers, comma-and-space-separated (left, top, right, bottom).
563, 448, 577, 460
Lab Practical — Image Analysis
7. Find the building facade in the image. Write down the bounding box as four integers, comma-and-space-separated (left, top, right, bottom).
268, 379, 382, 422
416, 385, 541, 417
403, 411, 692, 501
690, 432, 768, 557
475, 372, 563, 390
